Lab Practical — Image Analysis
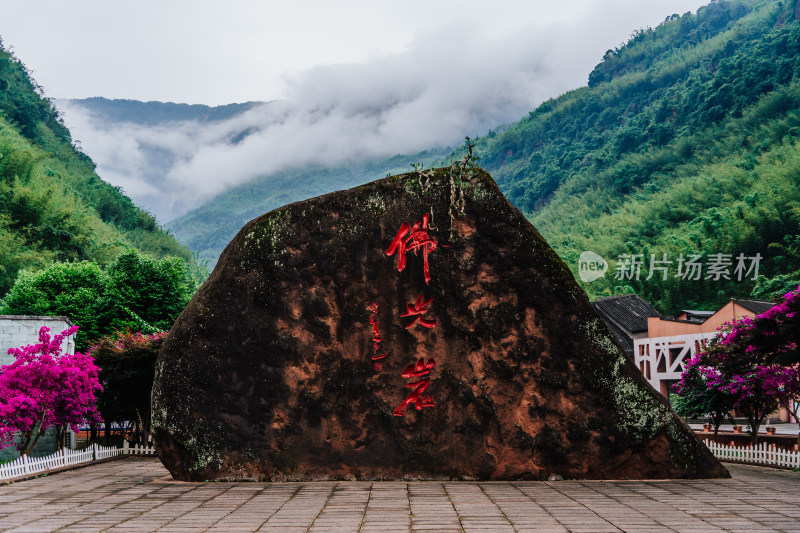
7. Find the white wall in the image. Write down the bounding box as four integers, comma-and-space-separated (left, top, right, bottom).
0, 315, 75, 367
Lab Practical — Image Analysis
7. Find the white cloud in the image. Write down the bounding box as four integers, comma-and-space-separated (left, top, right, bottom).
54, 0, 710, 222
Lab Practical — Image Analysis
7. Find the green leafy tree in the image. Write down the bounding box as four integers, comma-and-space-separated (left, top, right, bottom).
751, 273, 800, 301
0, 261, 106, 348
0, 250, 195, 350
100, 250, 193, 333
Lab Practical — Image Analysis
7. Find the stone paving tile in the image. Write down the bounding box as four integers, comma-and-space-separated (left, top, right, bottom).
1, 459, 800, 532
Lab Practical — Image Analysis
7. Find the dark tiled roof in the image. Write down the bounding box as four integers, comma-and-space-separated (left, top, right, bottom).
681, 310, 713, 323
592, 294, 662, 334
733, 298, 775, 315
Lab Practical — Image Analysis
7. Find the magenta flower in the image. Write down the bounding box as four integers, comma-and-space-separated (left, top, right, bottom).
0, 326, 103, 455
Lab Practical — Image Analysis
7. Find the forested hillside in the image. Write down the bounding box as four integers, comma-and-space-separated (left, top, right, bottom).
455, 0, 800, 312
0, 39, 201, 296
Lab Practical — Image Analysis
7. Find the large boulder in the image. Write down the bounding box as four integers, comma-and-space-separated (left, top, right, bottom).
151, 165, 728, 481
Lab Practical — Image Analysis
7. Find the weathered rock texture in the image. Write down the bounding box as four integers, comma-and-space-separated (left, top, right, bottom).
152, 166, 728, 481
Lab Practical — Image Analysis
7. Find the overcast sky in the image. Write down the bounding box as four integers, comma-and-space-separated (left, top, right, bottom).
0, 0, 712, 223
3, 0, 709, 105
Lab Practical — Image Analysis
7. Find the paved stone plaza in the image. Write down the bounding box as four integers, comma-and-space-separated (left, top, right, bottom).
0, 458, 799, 532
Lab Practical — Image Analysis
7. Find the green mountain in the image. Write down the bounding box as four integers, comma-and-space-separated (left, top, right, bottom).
65, 97, 264, 126
451, 0, 800, 312
0, 39, 202, 295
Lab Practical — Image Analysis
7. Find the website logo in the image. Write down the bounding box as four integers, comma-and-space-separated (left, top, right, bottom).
578, 251, 608, 283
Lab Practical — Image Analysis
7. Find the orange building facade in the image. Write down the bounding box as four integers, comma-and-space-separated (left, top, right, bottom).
633, 299, 775, 400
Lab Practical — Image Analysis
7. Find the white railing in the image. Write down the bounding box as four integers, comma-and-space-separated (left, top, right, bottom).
94, 443, 123, 460
704, 439, 800, 469
0, 441, 157, 481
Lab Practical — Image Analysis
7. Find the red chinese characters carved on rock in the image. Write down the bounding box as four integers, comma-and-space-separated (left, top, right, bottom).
386, 213, 438, 284
392, 357, 436, 416
400, 293, 437, 329
385, 212, 440, 417
393, 293, 438, 415
369, 302, 386, 372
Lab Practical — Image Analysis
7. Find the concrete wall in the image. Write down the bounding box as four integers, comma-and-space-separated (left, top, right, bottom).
0, 315, 74, 367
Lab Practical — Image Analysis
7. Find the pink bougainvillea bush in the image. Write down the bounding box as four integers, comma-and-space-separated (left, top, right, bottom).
721, 286, 799, 365
0, 326, 102, 455
675, 340, 777, 444
757, 363, 800, 422
675, 286, 799, 445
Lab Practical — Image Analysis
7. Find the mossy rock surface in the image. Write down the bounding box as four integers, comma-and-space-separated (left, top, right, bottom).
151, 167, 728, 481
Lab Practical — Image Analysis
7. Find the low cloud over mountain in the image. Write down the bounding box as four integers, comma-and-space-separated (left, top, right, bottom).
57, 2, 696, 223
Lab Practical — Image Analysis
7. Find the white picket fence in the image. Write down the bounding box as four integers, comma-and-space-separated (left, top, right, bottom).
123, 441, 156, 455
5, 438, 798, 481
704, 439, 800, 469
0, 441, 156, 481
